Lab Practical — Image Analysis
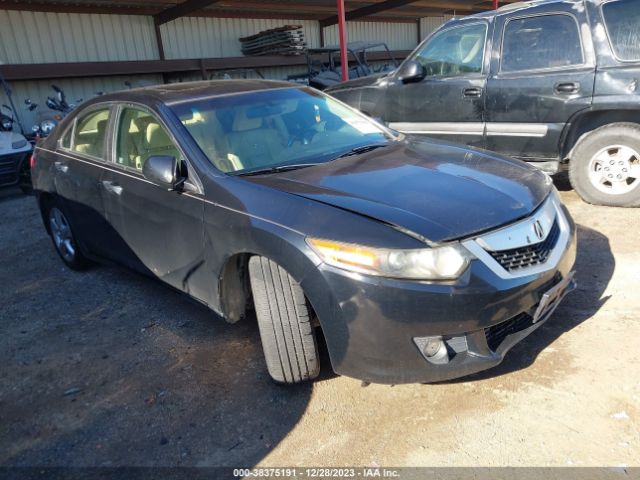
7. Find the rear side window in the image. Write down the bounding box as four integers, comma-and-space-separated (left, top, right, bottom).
603, 0, 640, 61
71, 108, 110, 159
502, 14, 583, 72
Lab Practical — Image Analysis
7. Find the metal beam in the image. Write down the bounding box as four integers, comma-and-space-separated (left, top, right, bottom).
320, 0, 421, 27
0, 51, 413, 81
154, 0, 222, 25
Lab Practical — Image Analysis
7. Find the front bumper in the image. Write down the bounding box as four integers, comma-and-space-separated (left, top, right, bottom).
301, 199, 577, 384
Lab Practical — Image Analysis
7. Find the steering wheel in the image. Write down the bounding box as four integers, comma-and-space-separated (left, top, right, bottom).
286, 127, 318, 147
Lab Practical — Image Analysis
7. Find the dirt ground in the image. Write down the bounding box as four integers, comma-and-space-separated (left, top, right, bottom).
0, 181, 638, 468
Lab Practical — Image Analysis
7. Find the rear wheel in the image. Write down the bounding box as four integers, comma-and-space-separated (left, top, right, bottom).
47, 202, 89, 270
248, 256, 320, 384
569, 123, 640, 207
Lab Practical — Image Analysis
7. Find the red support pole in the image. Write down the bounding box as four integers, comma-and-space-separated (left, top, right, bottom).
337, 0, 349, 81
493, 0, 499, 9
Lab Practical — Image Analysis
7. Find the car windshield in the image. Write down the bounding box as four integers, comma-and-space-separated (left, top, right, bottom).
171, 87, 394, 175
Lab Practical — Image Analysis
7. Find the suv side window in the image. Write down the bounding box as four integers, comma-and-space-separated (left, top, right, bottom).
71, 108, 110, 159
116, 106, 181, 172
412, 23, 487, 77
602, 0, 640, 61
501, 14, 583, 72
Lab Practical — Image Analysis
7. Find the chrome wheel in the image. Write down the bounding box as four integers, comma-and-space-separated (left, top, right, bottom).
49, 207, 76, 263
588, 144, 640, 195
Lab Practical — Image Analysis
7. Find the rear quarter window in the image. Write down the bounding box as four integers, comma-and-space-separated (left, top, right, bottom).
602, 0, 640, 61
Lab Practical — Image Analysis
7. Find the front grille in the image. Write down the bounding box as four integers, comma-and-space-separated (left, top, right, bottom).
0, 153, 25, 186
485, 313, 534, 352
489, 220, 560, 272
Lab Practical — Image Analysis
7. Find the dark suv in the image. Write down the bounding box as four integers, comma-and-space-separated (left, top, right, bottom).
327, 0, 640, 207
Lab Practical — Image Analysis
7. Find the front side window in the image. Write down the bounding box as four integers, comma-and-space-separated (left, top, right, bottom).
411, 23, 487, 77
71, 108, 110, 159
171, 88, 392, 175
602, 0, 640, 61
502, 14, 583, 72
116, 107, 181, 172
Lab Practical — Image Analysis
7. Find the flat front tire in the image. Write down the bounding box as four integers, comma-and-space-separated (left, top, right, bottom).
248, 256, 320, 384
569, 123, 640, 207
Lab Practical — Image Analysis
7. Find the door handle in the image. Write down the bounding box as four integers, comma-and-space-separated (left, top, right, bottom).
463, 87, 483, 98
554, 82, 580, 94
102, 180, 123, 195
54, 161, 68, 173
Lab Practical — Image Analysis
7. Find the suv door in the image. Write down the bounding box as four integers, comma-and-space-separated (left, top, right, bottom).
485, 6, 596, 164
384, 21, 490, 148
100, 104, 209, 302
54, 105, 114, 258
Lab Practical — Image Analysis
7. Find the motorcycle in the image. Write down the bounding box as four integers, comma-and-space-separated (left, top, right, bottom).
27, 84, 82, 138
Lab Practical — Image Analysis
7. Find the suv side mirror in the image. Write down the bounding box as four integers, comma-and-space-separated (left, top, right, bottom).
396, 60, 426, 84
142, 155, 184, 190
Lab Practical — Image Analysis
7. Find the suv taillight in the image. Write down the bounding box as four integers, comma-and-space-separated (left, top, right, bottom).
29, 152, 36, 169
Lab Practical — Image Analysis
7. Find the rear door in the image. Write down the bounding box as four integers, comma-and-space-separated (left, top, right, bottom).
485, 5, 596, 162
100, 104, 209, 302
384, 21, 490, 148
53, 105, 114, 258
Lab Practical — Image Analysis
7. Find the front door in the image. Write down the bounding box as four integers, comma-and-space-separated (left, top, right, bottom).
485, 6, 596, 162
100, 105, 209, 303
384, 21, 490, 148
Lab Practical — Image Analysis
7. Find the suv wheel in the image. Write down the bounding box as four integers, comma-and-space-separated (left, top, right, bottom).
248, 256, 320, 384
569, 123, 640, 207
47, 202, 89, 270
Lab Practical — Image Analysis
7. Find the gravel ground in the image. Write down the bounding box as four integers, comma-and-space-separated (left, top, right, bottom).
0, 183, 638, 468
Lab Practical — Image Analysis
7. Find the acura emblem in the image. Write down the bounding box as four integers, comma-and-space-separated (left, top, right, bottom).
533, 220, 545, 241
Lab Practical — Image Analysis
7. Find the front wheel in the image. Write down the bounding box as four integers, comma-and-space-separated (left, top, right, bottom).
569, 123, 640, 207
47, 203, 89, 270
248, 256, 320, 384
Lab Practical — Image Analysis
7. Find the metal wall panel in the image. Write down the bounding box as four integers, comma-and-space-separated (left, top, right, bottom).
419, 15, 455, 41
0, 75, 163, 132
0, 10, 158, 64
160, 17, 321, 59
323, 21, 418, 50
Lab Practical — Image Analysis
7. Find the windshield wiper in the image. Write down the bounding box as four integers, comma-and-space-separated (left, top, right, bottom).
334, 143, 389, 160
237, 163, 320, 177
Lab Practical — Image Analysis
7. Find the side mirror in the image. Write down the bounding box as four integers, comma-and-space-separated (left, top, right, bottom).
396, 60, 426, 84
142, 155, 184, 190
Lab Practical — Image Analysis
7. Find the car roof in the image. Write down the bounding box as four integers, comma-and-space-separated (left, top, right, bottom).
85, 79, 300, 108
457, 0, 586, 20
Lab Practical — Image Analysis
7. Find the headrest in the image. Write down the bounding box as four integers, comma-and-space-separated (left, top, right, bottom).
232, 109, 263, 132
133, 116, 154, 133
96, 119, 108, 134
145, 123, 173, 149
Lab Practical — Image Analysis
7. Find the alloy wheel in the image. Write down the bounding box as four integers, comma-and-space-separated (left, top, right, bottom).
49, 207, 76, 263
587, 144, 640, 196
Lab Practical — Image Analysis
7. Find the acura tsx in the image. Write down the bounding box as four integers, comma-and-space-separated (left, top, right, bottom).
31, 80, 577, 384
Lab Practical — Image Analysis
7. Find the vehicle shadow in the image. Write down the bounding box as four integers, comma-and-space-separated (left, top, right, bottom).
444, 223, 613, 383
0, 192, 315, 468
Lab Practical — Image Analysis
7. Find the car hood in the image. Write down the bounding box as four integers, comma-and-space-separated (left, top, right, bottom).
0, 131, 30, 154
325, 72, 390, 93
247, 139, 551, 243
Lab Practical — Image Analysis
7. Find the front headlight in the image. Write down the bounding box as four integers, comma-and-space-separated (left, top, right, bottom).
40, 119, 57, 134
306, 238, 472, 280
1, 119, 12, 130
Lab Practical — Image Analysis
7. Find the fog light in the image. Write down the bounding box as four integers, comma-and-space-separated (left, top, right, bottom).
414, 336, 449, 364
